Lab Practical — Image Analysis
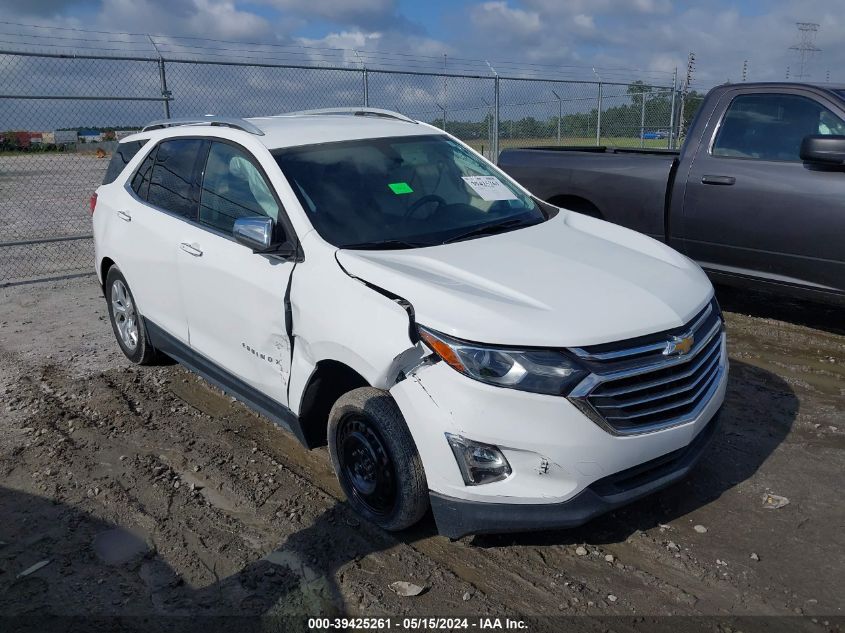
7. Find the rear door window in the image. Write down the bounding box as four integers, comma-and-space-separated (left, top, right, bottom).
146, 138, 203, 218
103, 140, 146, 185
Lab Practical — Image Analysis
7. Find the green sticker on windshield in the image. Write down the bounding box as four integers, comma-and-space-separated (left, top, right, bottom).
388, 182, 413, 194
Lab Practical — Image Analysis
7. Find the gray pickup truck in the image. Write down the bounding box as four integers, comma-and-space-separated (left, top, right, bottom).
498, 82, 845, 306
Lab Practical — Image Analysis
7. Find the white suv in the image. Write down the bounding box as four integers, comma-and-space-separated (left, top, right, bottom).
92, 109, 727, 538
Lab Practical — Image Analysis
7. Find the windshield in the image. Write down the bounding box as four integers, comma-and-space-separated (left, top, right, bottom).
274, 134, 548, 248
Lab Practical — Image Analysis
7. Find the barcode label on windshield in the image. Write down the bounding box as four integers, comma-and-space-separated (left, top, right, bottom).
462, 176, 518, 201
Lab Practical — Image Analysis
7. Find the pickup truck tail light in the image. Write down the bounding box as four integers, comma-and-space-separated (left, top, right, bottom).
89, 192, 97, 215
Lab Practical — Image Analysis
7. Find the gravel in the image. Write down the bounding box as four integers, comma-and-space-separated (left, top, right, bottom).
1, 277, 843, 618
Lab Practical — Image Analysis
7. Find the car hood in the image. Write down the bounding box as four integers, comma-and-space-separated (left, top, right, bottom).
336, 211, 713, 347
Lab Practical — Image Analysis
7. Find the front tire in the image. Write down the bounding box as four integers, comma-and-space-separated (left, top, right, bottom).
328, 387, 429, 531
105, 266, 158, 365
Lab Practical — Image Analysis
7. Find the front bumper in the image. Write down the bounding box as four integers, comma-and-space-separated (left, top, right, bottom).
430, 410, 721, 539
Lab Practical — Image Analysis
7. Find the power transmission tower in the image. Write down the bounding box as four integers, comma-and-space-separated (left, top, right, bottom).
789, 22, 821, 79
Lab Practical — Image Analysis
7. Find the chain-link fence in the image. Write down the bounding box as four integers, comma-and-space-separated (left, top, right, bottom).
0, 49, 688, 284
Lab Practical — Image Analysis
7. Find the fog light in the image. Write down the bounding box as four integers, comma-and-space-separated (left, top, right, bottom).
446, 433, 512, 485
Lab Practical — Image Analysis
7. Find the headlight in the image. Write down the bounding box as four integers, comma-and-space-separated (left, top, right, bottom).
418, 326, 588, 396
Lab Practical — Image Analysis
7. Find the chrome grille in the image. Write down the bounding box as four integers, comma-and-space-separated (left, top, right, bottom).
568, 300, 726, 435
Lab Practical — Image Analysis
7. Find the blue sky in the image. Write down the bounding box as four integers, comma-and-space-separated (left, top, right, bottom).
0, 0, 843, 86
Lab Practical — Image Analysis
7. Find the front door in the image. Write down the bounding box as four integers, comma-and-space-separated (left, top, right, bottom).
678, 89, 845, 295
177, 140, 295, 405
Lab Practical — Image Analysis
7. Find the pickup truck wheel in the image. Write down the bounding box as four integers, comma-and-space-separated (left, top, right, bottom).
105, 267, 158, 365
328, 387, 429, 531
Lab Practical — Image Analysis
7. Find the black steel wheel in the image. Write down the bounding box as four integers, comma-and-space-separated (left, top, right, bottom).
336, 415, 398, 516
328, 387, 429, 531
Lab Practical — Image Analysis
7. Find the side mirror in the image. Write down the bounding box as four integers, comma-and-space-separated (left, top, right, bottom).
800, 134, 845, 167
233, 216, 276, 252
233, 216, 298, 257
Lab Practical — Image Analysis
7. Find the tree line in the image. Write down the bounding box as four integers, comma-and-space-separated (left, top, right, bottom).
431, 83, 705, 141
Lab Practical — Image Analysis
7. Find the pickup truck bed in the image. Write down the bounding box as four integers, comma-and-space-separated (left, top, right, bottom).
499, 147, 679, 241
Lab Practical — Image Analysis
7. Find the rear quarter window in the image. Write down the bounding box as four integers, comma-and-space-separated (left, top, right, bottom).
102, 140, 147, 185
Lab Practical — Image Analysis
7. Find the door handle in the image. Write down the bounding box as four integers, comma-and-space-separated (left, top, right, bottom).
179, 242, 203, 257
117, 210, 132, 222
701, 175, 736, 186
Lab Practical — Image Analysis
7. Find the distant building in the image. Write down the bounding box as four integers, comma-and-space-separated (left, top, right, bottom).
115, 130, 138, 140
78, 129, 103, 143
10, 132, 29, 148
54, 130, 78, 145
41, 131, 56, 144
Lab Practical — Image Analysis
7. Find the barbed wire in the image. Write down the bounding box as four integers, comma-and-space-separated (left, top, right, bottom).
0, 20, 677, 84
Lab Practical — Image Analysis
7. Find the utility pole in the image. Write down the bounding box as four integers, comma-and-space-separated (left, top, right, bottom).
790, 22, 821, 79
786, 65, 790, 80
742, 59, 748, 82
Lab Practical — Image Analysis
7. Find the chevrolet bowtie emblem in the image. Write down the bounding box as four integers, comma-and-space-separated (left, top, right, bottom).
664, 334, 694, 356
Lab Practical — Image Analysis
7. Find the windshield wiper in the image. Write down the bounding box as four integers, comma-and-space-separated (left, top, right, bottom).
441, 218, 534, 244
341, 239, 429, 250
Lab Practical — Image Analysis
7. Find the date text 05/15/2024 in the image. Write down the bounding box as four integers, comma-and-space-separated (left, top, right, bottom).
307, 617, 529, 630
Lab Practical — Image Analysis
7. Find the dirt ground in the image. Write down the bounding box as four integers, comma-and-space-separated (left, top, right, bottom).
0, 276, 843, 630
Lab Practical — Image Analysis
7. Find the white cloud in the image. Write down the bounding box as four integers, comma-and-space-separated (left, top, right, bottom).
470, 2, 542, 37
97, 0, 275, 41
573, 14, 595, 30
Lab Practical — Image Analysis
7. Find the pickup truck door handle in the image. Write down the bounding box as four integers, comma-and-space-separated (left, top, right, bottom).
117, 210, 132, 222
179, 242, 203, 257
701, 175, 736, 186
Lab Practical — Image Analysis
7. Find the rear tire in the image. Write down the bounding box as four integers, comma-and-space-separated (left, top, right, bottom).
105, 266, 158, 365
328, 387, 429, 531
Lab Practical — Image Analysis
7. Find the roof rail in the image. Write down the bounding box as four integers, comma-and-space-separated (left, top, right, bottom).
278, 107, 417, 124
142, 116, 265, 136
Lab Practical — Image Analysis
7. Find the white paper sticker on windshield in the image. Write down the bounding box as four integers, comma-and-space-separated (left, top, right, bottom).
462, 176, 518, 201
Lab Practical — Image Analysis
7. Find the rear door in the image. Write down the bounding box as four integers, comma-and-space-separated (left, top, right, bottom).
108, 138, 204, 343
176, 140, 296, 405
678, 88, 845, 295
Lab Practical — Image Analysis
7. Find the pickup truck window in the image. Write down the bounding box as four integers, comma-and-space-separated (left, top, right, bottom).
712, 93, 845, 161
275, 134, 545, 249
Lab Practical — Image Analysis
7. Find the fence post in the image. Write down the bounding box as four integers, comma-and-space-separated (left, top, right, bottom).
551, 89, 562, 144
493, 76, 500, 160
147, 35, 171, 119
158, 58, 171, 119
669, 68, 677, 149
363, 68, 369, 107
595, 82, 603, 146
640, 87, 646, 148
